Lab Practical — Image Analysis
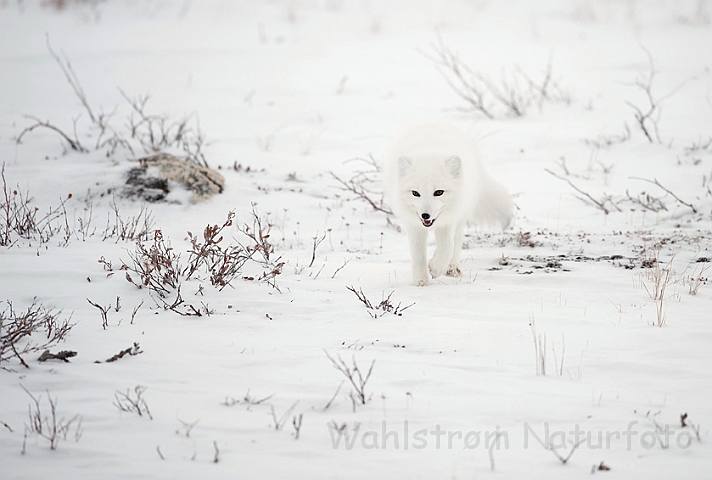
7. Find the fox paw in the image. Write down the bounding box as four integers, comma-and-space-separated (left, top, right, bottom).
446, 264, 462, 277
428, 260, 448, 279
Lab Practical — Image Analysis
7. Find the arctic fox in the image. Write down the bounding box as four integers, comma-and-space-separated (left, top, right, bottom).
383, 121, 513, 286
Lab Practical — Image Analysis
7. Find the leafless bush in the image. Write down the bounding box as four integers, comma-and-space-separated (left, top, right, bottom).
330, 155, 392, 216
113, 386, 152, 420
624, 190, 667, 212
685, 136, 712, 155
547, 161, 702, 216
631, 177, 698, 214
184, 211, 254, 291
624, 45, 698, 144
101, 200, 153, 242
1, 300, 74, 369
545, 169, 621, 215
583, 125, 632, 151
124, 229, 181, 297
422, 36, 569, 119
325, 351, 375, 411
21, 385, 82, 451
238, 205, 285, 290
681, 259, 710, 296
2, 165, 152, 248
346, 285, 414, 318
120, 89, 207, 167
17, 36, 124, 155
122, 209, 281, 314
1, 165, 73, 247
15, 38, 208, 166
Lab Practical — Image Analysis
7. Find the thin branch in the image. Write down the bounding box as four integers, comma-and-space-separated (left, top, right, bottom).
545, 169, 621, 214
330, 171, 393, 215
15, 116, 87, 152
630, 177, 698, 213
547, 440, 583, 464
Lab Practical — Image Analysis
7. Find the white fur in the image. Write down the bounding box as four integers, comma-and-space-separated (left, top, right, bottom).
383, 121, 513, 286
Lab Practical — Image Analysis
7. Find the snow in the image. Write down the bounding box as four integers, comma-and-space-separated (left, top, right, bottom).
1, 1, 711, 479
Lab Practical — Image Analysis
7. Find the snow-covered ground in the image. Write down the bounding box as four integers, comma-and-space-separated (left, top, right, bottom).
1, 1, 711, 479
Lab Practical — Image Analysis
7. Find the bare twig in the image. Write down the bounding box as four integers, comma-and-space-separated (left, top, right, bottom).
212, 440, 220, 463
241, 389, 274, 407
624, 45, 699, 143
239, 204, 284, 291
331, 258, 351, 279
308, 232, 326, 268
270, 401, 299, 431
346, 285, 414, 318
130, 301, 143, 324
113, 385, 152, 420
292, 414, 303, 440
422, 35, 569, 118
324, 380, 345, 410
547, 440, 583, 465
630, 177, 698, 214
420, 36, 495, 118
21, 385, 81, 450
545, 169, 621, 214
325, 351, 375, 409
1, 420, 12, 433
86, 298, 110, 329
530, 314, 546, 376
330, 155, 392, 215
624, 189, 667, 212
176, 417, 200, 437
488, 430, 506, 471
15, 115, 87, 152
330, 171, 392, 215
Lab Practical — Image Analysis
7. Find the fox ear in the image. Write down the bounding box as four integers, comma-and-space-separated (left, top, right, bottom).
398, 156, 412, 177
445, 155, 461, 178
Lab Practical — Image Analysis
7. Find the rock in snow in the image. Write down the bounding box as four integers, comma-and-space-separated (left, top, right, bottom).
124, 153, 225, 203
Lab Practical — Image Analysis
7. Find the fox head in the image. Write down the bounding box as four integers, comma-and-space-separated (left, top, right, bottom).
396, 155, 463, 228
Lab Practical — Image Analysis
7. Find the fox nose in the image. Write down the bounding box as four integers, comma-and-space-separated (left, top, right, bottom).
421, 213, 430, 220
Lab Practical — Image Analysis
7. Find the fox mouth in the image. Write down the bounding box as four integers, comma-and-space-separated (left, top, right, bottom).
421, 218, 435, 228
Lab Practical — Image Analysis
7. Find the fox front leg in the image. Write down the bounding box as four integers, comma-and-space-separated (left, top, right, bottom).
406, 225, 429, 286
446, 222, 464, 277
428, 224, 455, 279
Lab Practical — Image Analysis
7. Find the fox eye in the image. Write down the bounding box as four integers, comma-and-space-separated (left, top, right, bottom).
412, 191, 421, 197
433, 190, 444, 197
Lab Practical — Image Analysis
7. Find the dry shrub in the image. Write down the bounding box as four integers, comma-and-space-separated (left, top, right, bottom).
1, 300, 74, 369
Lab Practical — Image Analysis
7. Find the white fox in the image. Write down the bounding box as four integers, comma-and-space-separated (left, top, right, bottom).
383, 121, 513, 286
